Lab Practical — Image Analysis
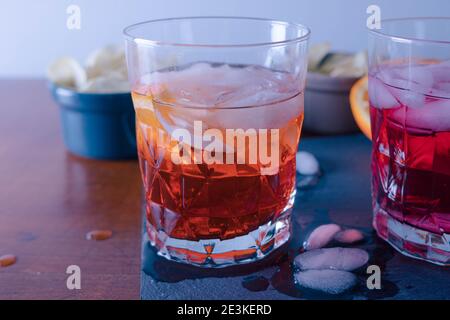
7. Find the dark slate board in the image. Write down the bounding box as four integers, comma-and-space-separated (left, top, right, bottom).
141, 134, 450, 300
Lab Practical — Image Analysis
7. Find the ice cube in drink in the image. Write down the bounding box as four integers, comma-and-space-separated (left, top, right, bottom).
132, 62, 304, 266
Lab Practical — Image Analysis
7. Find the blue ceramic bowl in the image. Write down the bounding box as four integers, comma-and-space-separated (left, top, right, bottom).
50, 84, 137, 160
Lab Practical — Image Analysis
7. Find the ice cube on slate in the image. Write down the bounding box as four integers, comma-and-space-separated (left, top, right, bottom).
303, 224, 341, 250
294, 269, 357, 295
334, 229, 365, 244
294, 247, 369, 271
296, 151, 320, 176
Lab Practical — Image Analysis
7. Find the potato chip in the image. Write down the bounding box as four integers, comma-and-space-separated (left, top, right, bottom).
47, 57, 87, 89
308, 42, 368, 78
322, 52, 367, 78
80, 73, 130, 93
85, 45, 127, 80
47, 44, 175, 93
308, 43, 331, 71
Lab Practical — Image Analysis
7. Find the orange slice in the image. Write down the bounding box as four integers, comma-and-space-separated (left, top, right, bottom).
350, 76, 371, 140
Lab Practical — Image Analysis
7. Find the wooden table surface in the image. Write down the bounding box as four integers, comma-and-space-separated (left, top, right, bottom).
0, 79, 142, 299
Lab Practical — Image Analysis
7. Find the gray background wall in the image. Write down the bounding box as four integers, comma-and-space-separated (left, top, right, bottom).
1, 0, 448, 76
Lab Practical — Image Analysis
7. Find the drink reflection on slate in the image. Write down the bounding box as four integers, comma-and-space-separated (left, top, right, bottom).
142, 206, 398, 299
142, 190, 399, 300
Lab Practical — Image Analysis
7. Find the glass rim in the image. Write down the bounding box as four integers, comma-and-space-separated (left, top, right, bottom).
368, 17, 450, 45
123, 16, 311, 48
